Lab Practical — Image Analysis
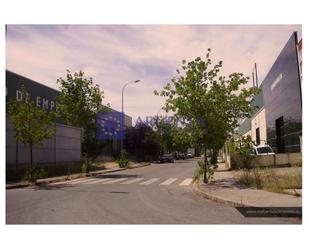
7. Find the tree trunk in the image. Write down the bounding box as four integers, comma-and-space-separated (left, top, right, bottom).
15, 139, 18, 170
29, 142, 33, 181
30, 142, 33, 171
204, 146, 208, 183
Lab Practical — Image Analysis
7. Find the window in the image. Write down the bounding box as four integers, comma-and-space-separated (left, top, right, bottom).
275, 116, 285, 153
256, 127, 260, 145
257, 146, 273, 154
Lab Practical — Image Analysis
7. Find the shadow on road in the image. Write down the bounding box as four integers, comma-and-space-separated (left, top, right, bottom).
31, 174, 141, 190
202, 178, 248, 190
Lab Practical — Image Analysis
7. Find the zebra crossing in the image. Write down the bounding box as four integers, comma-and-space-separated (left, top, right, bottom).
49, 177, 193, 187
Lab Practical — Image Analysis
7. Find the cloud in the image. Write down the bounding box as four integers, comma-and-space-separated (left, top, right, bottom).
6, 24, 302, 123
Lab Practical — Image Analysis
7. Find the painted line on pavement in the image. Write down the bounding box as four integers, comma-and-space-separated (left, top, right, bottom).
179, 178, 193, 186
121, 178, 144, 184
85, 178, 113, 184
160, 178, 177, 186
102, 178, 129, 184
140, 178, 160, 185
69, 178, 98, 185
48, 177, 89, 185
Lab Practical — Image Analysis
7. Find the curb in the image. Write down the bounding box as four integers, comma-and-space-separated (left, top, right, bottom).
128, 162, 151, 169
6, 162, 151, 190
192, 181, 252, 207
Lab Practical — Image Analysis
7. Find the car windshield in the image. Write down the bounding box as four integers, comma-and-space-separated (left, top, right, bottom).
256, 146, 273, 154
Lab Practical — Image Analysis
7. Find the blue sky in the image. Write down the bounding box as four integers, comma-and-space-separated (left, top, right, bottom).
6, 25, 301, 123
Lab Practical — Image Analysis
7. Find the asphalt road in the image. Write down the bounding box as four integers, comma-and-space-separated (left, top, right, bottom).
6, 159, 300, 224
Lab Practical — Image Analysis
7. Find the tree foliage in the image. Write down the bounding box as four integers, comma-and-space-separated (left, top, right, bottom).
56, 70, 108, 170
229, 135, 254, 169
124, 123, 161, 161
149, 115, 193, 154
171, 125, 193, 153
155, 49, 259, 183
151, 116, 174, 153
7, 85, 54, 180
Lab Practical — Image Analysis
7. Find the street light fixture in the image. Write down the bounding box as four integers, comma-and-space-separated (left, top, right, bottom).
121, 79, 141, 152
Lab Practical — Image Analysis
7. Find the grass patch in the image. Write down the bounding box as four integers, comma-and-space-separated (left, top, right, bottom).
236, 167, 302, 195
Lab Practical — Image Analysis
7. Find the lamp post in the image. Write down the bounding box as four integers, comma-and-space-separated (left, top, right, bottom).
121, 79, 140, 152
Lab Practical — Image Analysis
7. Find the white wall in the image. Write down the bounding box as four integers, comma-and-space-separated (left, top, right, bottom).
251, 153, 301, 167
243, 130, 251, 137
6, 118, 82, 167
251, 108, 267, 144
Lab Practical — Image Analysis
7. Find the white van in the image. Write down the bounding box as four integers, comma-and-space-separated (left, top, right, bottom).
252, 144, 275, 155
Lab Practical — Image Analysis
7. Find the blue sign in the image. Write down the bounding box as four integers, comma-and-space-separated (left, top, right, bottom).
96, 111, 124, 141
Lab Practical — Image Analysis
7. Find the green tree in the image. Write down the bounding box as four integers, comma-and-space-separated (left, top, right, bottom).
155, 49, 259, 183
7, 85, 54, 180
171, 124, 192, 153
56, 70, 108, 171
152, 116, 174, 153
124, 123, 161, 161
229, 135, 254, 169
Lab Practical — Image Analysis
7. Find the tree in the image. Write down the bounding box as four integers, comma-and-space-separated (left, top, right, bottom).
151, 116, 174, 153
56, 70, 108, 171
7, 85, 54, 180
124, 123, 161, 161
155, 49, 259, 183
229, 135, 254, 169
171, 125, 192, 153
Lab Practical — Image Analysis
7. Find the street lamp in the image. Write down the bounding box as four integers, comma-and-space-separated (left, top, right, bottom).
121, 79, 140, 152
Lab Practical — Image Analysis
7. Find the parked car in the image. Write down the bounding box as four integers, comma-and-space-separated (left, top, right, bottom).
175, 152, 186, 160
186, 152, 193, 158
158, 153, 174, 163
252, 144, 275, 155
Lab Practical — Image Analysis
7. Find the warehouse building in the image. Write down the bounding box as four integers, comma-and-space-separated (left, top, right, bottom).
6, 70, 132, 168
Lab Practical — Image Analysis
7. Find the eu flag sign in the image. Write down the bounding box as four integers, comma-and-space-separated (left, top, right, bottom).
96, 111, 124, 141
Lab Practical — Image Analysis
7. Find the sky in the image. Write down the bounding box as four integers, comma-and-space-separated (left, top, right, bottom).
6, 25, 302, 124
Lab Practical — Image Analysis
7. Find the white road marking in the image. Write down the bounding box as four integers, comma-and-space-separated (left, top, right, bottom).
140, 178, 160, 185
101, 178, 129, 184
121, 178, 144, 184
85, 178, 113, 184
68, 178, 98, 185
48, 178, 86, 185
48, 181, 67, 186
179, 178, 193, 186
160, 178, 177, 186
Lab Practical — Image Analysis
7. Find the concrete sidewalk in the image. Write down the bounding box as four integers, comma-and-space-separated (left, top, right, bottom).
193, 163, 302, 207
6, 162, 151, 189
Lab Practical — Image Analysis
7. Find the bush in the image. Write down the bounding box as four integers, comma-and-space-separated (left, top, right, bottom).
229, 135, 254, 169
81, 163, 90, 173
297, 158, 302, 167
193, 160, 214, 182
118, 150, 129, 168
118, 158, 129, 168
25, 166, 47, 183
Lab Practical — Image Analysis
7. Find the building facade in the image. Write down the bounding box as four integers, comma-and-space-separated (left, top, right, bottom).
237, 32, 302, 153
6, 70, 132, 166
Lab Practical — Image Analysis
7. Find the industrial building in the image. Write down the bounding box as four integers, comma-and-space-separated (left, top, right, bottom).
6, 70, 132, 168
237, 32, 302, 153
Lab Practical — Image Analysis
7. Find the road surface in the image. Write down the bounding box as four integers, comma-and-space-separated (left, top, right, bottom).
6, 159, 301, 224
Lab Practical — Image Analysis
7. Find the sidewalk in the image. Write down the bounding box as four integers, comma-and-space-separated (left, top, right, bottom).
193, 163, 302, 207
6, 162, 151, 189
